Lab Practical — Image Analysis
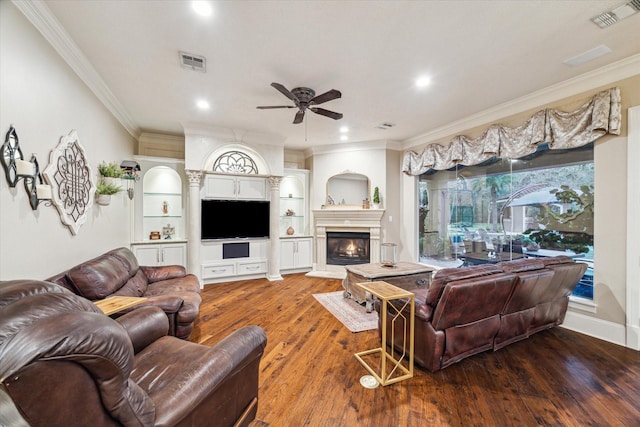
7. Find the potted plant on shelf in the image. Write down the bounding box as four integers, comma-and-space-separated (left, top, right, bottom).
98, 161, 123, 187
372, 186, 381, 209
95, 180, 122, 206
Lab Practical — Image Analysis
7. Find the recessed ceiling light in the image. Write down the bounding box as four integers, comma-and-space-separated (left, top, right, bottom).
196, 100, 210, 110
340, 126, 349, 133
192, 1, 213, 17
415, 75, 432, 89
340, 135, 348, 141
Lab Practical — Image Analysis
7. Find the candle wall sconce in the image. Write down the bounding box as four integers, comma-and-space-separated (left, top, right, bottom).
1, 126, 52, 210
120, 160, 141, 200
22, 154, 53, 210
1, 125, 25, 187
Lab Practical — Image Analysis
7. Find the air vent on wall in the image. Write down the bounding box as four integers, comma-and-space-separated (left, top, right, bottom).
179, 51, 206, 72
591, 0, 640, 28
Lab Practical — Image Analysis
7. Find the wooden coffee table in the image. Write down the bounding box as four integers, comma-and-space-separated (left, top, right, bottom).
343, 262, 432, 312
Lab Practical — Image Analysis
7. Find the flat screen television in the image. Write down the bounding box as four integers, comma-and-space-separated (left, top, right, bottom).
201, 199, 270, 240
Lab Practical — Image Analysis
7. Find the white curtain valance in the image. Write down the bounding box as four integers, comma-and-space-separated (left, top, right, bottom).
402, 87, 621, 176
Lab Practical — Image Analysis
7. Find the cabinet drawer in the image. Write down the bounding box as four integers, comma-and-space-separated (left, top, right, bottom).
202, 263, 235, 278
237, 261, 267, 274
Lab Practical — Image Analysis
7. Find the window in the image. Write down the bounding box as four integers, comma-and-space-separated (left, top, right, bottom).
418, 143, 594, 299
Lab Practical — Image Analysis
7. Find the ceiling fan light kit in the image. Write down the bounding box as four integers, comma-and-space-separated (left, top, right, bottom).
257, 82, 343, 124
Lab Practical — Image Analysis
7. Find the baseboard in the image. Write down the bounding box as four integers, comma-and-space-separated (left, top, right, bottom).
562, 311, 627, 347
626, 324, 640, 350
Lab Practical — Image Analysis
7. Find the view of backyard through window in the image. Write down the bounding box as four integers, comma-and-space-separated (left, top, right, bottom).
418, 143, 594, 299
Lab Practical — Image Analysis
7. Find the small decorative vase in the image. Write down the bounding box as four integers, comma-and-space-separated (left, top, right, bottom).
286, 226, 295, 235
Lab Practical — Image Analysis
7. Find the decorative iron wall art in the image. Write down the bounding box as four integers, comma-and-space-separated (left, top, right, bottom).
43, 130, 96, 235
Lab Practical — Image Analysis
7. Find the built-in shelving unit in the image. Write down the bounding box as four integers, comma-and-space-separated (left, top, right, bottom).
279, 169, 312, 273
131, 157, 187, 267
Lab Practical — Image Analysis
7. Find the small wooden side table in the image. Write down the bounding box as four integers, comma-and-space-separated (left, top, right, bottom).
354, 280, 414, 386
94, 296, 147, 316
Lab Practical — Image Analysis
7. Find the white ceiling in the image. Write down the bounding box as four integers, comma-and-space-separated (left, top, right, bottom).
35, 1, 640, 150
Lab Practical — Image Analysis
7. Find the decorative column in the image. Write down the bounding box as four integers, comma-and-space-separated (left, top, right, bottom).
186, 170, 204, 287
268, 176, 283, 281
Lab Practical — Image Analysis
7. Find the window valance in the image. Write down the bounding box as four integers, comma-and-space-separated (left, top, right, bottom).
402, 87, 621, 176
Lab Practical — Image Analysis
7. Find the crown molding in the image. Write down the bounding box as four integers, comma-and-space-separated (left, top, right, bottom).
13, 0, 139, 138
402, 53, 640, 151
303, 139, 402, 158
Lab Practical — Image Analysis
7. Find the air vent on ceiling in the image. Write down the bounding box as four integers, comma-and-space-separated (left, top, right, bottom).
179, 51, 206, 72
591, 0, 640, 28
376, 122, 395, 130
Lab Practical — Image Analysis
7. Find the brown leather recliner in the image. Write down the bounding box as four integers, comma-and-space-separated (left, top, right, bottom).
0, 279, 267, 427
47, 247, 201, 339
379, 257, 587, 372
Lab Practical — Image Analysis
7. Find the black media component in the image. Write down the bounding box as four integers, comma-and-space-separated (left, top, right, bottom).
223, 242, 250, 259
201, 199, 270, 240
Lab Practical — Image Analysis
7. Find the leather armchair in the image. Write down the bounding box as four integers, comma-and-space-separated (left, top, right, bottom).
0, 280, 267, 427
47, 247, 201, 339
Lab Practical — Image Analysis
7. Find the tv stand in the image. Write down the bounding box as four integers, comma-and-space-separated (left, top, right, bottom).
200, 238, 268, 284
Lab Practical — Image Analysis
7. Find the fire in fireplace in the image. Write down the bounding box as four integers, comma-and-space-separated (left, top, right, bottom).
326, 231, 370, 266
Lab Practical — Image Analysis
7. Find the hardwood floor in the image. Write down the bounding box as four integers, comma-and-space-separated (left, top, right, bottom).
191, 273, 640, 427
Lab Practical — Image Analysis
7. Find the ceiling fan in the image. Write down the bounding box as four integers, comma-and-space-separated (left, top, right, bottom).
257, 82, 343, 124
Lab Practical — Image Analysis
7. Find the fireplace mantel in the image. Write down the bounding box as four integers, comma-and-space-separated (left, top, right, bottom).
312, 209, 385, 274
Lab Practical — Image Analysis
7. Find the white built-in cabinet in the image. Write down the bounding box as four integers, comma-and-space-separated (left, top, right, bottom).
279, 169, 312, 274
200, 173, 270, 283
130, 157, 187, 267
132, 242, 187, 267
200, 239, 269, 283
280, 237, 313, 272
204, 174, 267, 200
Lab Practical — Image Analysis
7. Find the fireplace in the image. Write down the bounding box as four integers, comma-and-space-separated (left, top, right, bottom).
326, 232, 370, 266
311, 209, 384, 275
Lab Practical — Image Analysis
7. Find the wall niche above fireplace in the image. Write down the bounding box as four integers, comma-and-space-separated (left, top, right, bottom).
326, 172, 369, 207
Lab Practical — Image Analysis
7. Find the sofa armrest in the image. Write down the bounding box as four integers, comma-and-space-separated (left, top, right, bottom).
151, 325, 267, 426
116, 306, 169, 353
140, 265, 187, 283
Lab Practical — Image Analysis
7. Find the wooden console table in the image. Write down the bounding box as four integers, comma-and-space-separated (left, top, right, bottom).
354, 280, 414, 386
94, 296, 147, 316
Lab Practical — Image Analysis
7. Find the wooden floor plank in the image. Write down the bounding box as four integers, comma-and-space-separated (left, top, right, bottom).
193, 273, 640, 427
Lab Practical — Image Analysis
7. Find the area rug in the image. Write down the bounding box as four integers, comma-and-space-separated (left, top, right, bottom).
313, 291, 378, 333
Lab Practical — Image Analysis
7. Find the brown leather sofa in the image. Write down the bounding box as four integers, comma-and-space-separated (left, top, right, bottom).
47, 247, 201, 339
380, 256, 587, 372
0, 279, 267, 427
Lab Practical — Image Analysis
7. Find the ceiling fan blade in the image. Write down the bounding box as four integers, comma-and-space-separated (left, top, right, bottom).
256, 105, 296, 109
309, 107, 343, 120
271, 82, 298, 102
309, 89, 341, 105
293, 110, 305, 124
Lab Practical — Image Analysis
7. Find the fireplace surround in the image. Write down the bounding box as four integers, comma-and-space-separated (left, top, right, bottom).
312, 209, 384, 274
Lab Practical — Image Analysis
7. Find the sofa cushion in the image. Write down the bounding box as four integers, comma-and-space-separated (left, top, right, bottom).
116, 270, 149, 297
431, 272, 517, 330
65, 254, 132, 299
497, 258, 545, 273
425, 264, 502, 308
539, 255, 575, 266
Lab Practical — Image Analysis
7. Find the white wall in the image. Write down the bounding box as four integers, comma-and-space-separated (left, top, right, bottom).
307, 142, 389, 211
0, 2, 135, 280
